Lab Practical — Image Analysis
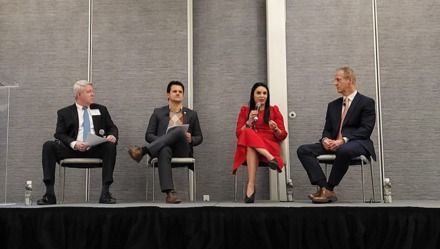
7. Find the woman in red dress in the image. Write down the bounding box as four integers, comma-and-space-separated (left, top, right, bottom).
233, 82, 288, 203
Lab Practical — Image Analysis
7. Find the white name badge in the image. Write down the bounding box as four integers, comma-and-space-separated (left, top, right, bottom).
90, 109, 101, 116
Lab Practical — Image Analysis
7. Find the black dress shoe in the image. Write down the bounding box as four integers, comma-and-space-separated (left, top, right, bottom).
269, 158, 279, 171
37, 193, 57, 205
244, 189, 256, 203
99, 192, 117, 204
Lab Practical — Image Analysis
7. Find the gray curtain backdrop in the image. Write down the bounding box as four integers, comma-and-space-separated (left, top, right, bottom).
1, 0, 439, 203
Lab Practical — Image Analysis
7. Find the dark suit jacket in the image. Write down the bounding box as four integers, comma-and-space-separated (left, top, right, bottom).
322, 92, 376, 160
54, 103, 119, 146
145, 105, 203, 155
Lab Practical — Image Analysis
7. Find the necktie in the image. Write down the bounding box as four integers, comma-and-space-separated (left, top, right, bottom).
83, 107, 90, 142
337, 97, 349, 140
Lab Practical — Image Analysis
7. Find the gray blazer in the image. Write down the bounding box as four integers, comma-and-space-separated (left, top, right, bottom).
145, 105, 203, 155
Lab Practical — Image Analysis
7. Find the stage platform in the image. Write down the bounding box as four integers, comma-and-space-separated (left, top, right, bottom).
1, 200, 440, 249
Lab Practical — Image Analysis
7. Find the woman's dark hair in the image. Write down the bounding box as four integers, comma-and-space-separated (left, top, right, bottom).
248, 82, 270, 124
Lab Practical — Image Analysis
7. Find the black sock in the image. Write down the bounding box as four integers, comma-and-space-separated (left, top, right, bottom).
317, 180, 328, 189
327, 183, 335, 191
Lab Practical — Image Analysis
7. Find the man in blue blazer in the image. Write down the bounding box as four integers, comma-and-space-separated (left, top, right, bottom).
297, 67, 376, 203
128, 81, 203, 203
37, 80, 119, 205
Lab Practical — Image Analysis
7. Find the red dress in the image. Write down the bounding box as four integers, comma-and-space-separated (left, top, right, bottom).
232, 105, 288, 174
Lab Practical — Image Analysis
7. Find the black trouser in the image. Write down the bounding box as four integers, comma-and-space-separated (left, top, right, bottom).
42, 140, 117, 188
297, 141, 368, 187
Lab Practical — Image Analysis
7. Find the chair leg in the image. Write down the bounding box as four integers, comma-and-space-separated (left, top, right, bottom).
233, 166, 245, 202
85, 168, 90, 202
370, 161, 376, 202
152, 163, 156, 203
241, 166, 246, 200
187, 169, 191, 201
276, 171, 280, 201
62, 167, 66, 203
188, 165, 196, 202
57, 166, 61, 204
57, 165, 64, 204
145, 161, 149, 201
234, 172, 238, 202
361, 161, 365, 203
284, 167, 292, 202
193, 163, 196, 202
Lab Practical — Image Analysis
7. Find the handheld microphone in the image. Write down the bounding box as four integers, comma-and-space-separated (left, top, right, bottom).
99, 129, 106, 138
253, 103, 261, 123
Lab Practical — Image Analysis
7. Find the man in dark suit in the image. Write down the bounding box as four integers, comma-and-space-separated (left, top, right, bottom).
37, 80, 119, 205
127, 81, 203, 203
297, 67, 376, 203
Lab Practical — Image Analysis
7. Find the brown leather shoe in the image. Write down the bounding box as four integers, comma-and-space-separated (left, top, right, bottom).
166, 190, 181, 204
308, 188, 322, 200
127, 146, 143, 163
312, 187, 337, 203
